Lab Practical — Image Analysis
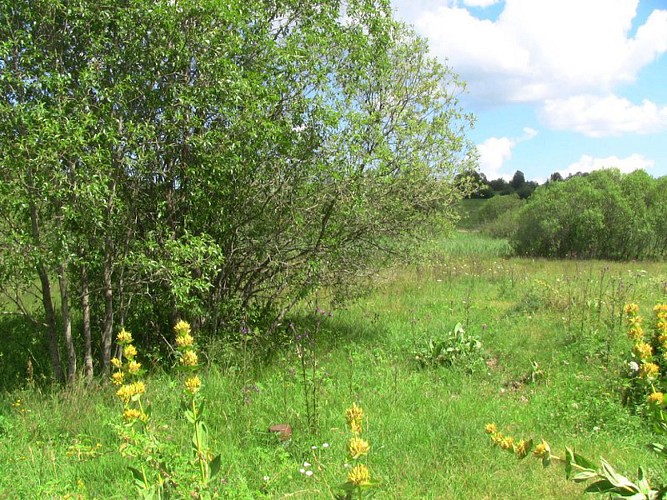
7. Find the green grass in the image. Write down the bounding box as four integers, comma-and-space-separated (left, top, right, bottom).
2, 231, 667, 498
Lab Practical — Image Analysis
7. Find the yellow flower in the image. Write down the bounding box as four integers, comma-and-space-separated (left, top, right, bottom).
491, 432, 504, 445
184, 375, 201, 395
484, 423, 498, 434
111, 357, 122, 369
180, 350, 198, 367
647, 392, 664, 406
624, 303, 639, 316
347, 464, 371, 486
628, 316, 643, 327
123, 408, 143, 421
639, 362, 660, 380
658, 334, 667, 347
657, 320, 667, 335
499, 436, 514, 450
513, 439, 530, 459
174, 320, 191, 337
533, 440, 550, 458
175, 333, 194, 348
628, 326, 644, 341
346, 403, 364, 434
348, 437, 370, 459
116, 382, 146, 403
633, 342, 653, 360
127, 360, 141, 375
123, 344, 137, 359
117, 328, 133, 344
111, 371, 125, 386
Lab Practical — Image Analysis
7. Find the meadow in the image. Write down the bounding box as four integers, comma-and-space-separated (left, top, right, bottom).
1, 230, 667, 498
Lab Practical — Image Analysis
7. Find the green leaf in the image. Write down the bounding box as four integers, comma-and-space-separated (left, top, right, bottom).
573, 451, 597, 471
209, 454, 222, 480
600, 458, 639, 492
584, 479, 615, 493
571, 470, 598, 483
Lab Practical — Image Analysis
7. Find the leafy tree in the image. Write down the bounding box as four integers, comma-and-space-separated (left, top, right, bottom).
510, 170, 526, 191
0, 0, 476, 382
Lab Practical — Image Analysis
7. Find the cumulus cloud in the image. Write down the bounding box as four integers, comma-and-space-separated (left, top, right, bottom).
406, 0, 667, 104
476, 127, 538, 178
462, 0, 502, 7
540, 95, 667, 137
558, 153, 654, 177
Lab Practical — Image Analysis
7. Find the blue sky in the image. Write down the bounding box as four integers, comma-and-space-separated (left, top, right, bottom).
391, 0, 667, 182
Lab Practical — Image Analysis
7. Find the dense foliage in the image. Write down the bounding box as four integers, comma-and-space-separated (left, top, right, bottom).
512, 169, 667, 260
0, 0, 475, 382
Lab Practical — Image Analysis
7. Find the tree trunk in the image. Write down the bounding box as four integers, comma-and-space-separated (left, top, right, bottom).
102, 240, 114, 376
58, 262, 76, 384
81, 265, 94, 382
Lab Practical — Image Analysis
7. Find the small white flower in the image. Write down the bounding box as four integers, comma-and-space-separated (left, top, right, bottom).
322, 442, 330, 448
305, 470, 314, 477
629, 361, 640, 372
311, 445, 318, 450
263, 476, 270, 481
299, 468, 305, 474
303, 461, 311, 468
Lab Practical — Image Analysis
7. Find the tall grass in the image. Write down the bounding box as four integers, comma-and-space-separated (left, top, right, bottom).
1, 231, 667, 498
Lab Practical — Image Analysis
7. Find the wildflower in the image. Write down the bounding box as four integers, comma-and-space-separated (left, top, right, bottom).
491, 432, 504, 445
111, 357, 122, 369
305, 470, 313, 477
180, 350, 198, 367
322, 442, 330, 448
639, 362, 660, 380
628, 326, 644, 341
658, 334, 667, 347
633, 342, 653, 360
123, 344, 138, 360
654, 304, 667, 319
175, 333, 194, 348
647, 392, 664, 406
123, 408, 143, 421
628, 361, 639, 372
347, 464, 371, 486
485, 423, 498, 434
184, 375, 201, 395
628, 316, 643, 327
127, 360, 141, 375
174, 320, 191, 337
348, 437, 370, 459
116, 381, 146, 403
513, 439, 530, 459
657, 321, 667, 335
499, 436, 514, 450
346, 403, 364, 434
624, 303, 639, 315
533, 440, 550, 458
111, 371, 125, 386
117, 328, 133, 344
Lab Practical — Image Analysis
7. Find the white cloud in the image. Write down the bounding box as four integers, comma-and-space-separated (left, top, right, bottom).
462, 0, 502, 7
476, 127, 538, 178
558, 153, 654, 177
540, 95, 667, 137
405, 0, 667, 104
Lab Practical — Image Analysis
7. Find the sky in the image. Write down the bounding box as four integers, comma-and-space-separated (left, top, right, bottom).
391, 0, 667, 183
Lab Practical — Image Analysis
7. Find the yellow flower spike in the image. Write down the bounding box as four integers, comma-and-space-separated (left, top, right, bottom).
116, 382, 146, 404
628, 316, 643, 327
633, 341, 653, 360
513, 439, 531, 459
347, 464, 371, 486
639, 362, 660, 380
533, 440, 550, 458
346, 403, 364, 433
175, 333, 194, 348
111, 371, 125, 386
123, 344, 138, 359
647, 392, 664, 406
624, 303, 639, 316
348, 436, 370, 459
628, 326, 644, 341
111, 357, 122, 369
123, 408, 143, 421
117, 328, 133, 344
180, 350, 198, 367
499, 436, 514, 450
127, 360, 141, 375
485, 423, 498, 434
491, 432, 504, 445
174, 320, 191, 338
184, 375, 201, 395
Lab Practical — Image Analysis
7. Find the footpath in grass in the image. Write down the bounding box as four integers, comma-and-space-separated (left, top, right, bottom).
1, 231, 666, 498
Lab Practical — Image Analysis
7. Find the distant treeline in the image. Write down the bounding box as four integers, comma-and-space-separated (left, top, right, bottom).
471, 169, 667, 261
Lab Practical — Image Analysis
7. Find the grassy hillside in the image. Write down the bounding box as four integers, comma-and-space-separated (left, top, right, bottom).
1, 232, 666, 498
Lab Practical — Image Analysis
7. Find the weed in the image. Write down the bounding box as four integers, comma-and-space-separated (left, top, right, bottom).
412, 322, 484, 372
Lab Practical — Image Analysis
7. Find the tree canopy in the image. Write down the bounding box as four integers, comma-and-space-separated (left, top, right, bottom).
0, 0, 476, 382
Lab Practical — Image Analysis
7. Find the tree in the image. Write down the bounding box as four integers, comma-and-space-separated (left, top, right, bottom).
510, 170, 526, 191
0, 0, 476, 382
